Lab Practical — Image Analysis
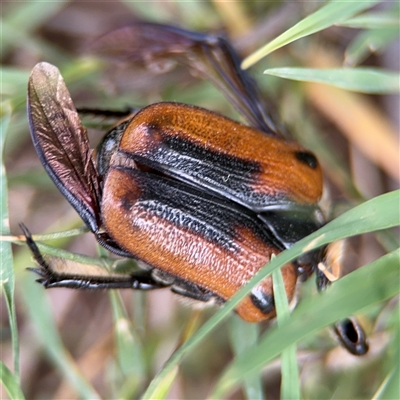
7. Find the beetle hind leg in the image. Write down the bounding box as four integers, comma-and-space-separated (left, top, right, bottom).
21, 224, 168, 291
171, 279, 217, 303
20, 223, 54, 281
150, 268, 218, 303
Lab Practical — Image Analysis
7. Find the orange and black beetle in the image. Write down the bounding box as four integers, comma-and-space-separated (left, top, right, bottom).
24, 23, 367, 355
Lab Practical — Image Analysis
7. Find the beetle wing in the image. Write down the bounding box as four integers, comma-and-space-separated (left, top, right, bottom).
27, 62, 102, 232
101, 163, 297, 322
92, 22, 278, 135
119, 102, 323, 211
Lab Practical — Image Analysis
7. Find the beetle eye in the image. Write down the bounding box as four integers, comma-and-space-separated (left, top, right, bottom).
295, 151, 318, 169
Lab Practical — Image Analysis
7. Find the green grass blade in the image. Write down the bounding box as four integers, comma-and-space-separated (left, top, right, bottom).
0, 68, 30, 97
143, 190, 400, 399
372, 369, 400, 400
279, 343, 299, 400
272, 265, 300, 400
0, 102, 19, 380
228, 316, 263, 399
212, 249, 400, 398
263, 67, 400, 94
2, 1, 68, 56
19, 227, 88, 241
0, 362, 25, 400
19, 272, 100, 399
143, 367, 180, 400
5, 0, 68, 31
344, 27, 399, 66
337, 12, 399, 29
372, 303, 400, 400
109, 290, 145, 382
242, 0, 381, 68
27, 241, 113, 268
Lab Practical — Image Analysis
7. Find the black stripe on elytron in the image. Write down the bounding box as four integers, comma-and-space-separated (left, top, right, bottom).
295, 151, 318, 169
120, 126, 289, 209
112, 165, 283, 254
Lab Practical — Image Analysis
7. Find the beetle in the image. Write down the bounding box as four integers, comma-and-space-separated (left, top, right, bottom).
24, 22, 367, 355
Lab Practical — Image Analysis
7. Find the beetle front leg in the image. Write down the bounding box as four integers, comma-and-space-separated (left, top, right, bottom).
21, 224, 168, 291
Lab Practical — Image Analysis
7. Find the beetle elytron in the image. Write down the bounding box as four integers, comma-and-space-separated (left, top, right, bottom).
24, 22, 367, 355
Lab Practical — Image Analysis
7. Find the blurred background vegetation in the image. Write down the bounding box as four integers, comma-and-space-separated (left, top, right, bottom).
1, 1, 399, 399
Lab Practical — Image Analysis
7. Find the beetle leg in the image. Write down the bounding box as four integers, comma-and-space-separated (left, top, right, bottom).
143, 255, 219, 302
316, 267, 368, 355
77, 107, 140, 120
315, 267, 332, 292
32, 270, 166, 291
171, 279, 217, 303
21, 224, 168, 291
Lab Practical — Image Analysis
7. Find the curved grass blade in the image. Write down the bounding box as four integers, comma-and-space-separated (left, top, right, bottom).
109, 290, 146, 398
242, 0, 380, 69
0, 102, 19, 380
0, 68, 30, 98
263, 67, 400, 94
142, 190, 400, 399
212, 249, 400, 398
142, 367, 179, 400
228, 316, 263, 399
2, 1, 68, 56
0, 362, 25, 400
372, 301, 400, 400
19, 270, 101, 399
27, 240, 113, 269
272, 265, 300, 400
337, 12, 399, 29
16, 224, 104, 399
344, 27, 399, 66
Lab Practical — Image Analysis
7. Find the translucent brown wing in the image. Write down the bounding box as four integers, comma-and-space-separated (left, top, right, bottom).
27, 62, 102, 232
91, 22, 279, 135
